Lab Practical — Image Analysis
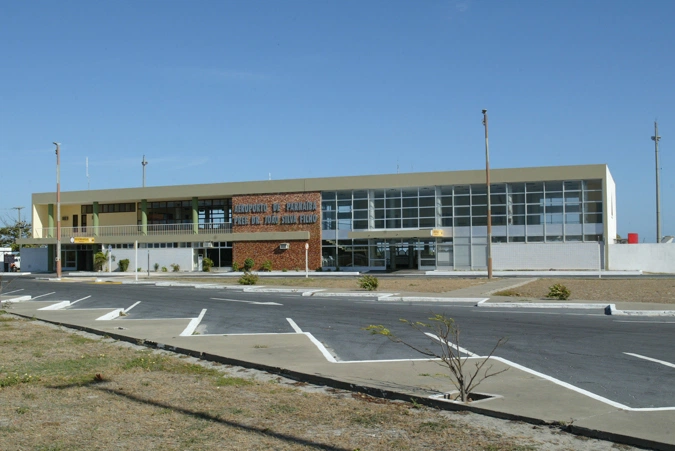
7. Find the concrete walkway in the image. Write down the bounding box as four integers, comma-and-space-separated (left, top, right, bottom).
3, 279, 675, 450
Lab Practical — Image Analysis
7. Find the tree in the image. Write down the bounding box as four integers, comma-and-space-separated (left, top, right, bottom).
0, 217, 31, 252
366, 314, 507, 402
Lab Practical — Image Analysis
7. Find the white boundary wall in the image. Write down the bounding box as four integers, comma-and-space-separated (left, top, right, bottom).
108, 248, 194, 272
20, 247, 49, 273
493, 243, 601, 270
608, 244, 675, 273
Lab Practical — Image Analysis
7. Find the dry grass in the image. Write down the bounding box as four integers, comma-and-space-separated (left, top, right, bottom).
514, 278, 675, 303
177, 276, 487, 293
1, 312, 638, 450
0, 313, 541, 451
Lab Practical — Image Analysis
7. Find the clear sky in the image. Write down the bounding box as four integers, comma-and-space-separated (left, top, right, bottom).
1, 1, 672, 242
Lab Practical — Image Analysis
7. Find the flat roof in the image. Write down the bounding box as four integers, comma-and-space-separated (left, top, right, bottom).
32, 164, 609, 205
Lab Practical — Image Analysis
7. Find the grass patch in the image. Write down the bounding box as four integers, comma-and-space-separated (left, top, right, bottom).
215, 375, 254, 387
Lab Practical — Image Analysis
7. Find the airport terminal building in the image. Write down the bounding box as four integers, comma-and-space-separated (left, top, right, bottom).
18, 164, 616, 272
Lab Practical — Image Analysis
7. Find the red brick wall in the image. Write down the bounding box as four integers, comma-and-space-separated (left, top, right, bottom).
232, 192, 321, 271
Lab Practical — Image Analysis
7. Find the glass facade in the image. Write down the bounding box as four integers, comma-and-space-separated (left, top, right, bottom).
321, 179, 605, 269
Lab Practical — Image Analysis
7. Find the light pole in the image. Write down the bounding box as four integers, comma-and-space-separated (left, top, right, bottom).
142, 155, 148, 187
482, 110, 493, 279
651, 122, 662, 243
54, 142, 62, 279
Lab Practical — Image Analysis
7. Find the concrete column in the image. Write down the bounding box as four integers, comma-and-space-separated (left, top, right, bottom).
48, 204, 54, 238
93, 202, 99, 236
192, 197, 199, 234
141, 199, 148, 236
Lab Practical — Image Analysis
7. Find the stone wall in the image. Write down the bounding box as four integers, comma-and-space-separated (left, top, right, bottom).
232, 192, 321, 271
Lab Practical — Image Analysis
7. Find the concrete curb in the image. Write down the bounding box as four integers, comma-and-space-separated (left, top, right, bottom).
606, 304, 675, 317
380, 296, 488, 303
476, 299, 609, 309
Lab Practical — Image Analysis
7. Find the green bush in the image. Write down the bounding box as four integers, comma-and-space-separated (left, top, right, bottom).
548, 283, 571, 300
161, 266, 168, 272
238, 271, 259, 285
118, 259, 130, 272
261, 260, 272, 272
243, 258, 255, 271
358, 275, 379, 291
232, 262, 240, 272
94, 251, 108, 271
170, 263, 180, 272
153, 263, 159, 272
137, 267, 141, 272
202, 257, 214, 272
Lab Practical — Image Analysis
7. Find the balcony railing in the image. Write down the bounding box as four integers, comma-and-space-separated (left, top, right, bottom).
36, 222, 232, 239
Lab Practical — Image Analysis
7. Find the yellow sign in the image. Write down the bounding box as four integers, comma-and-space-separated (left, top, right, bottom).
72, 237, 95, 244
430, 229, 444, 237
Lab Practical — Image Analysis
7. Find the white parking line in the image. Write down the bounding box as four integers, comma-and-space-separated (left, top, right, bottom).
2, 289, 24, 295
424, 332, 480, 357
624, 352, 675, 369
70, 295, 91, 305
180, 309, 207, 336
211, 297, 282, 306
124, 301, 141, 313
286, 318, 303, 333
32, 292, 56, 300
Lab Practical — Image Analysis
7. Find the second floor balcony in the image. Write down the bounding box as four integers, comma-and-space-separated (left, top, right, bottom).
35, 222, 232, 239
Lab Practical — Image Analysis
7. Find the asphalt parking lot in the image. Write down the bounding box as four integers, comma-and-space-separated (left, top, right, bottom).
5, 277, 675, 410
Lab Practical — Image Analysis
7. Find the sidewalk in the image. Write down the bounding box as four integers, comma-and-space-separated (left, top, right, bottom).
4, 278, 675, 450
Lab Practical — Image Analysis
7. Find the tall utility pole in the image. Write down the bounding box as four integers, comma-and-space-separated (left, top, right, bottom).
54, 142, 62, 279
651, 122, 662, 243
482, 109, 493, 279
142, 155, 148, 187
11, 206, 24, 224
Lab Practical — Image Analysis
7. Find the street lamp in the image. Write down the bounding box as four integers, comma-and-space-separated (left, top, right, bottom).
142, 155, 148, 187
482, 110, 493, 279
54, 142, 62, 279
651, 122, 662, 243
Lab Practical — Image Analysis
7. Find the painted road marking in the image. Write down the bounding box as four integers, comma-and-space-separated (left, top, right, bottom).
211, 297, 282, 306
624, 352, 675, 369
2, 289, 24, 295
70, 295, 91, 305
286, 318, 303, 333
180, 309, 207, 336
424, 332, 480, 357
615, 320, 675, 324
124, 301, 141, 313
32, 292, 56, 300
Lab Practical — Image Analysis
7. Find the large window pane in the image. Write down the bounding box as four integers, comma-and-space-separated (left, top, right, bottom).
353, 199, 368, 210
585, 180, 602, 190
386, 198, 401, 208
526, 193, 544, 204
454, 217, 470, 227
402, 197, 418, 208
419, 207, 435, 217
526, 182, 543, 192
455, 196, 470, 206
420, 197, 435, 207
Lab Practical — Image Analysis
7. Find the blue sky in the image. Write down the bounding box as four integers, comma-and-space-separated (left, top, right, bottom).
1, 1, 672, 242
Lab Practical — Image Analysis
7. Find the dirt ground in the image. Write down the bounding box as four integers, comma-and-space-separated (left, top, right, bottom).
503, 278, 675, 304
178, 275, 675, 304
0, 312, 638, 451
179, 276, 488, 293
